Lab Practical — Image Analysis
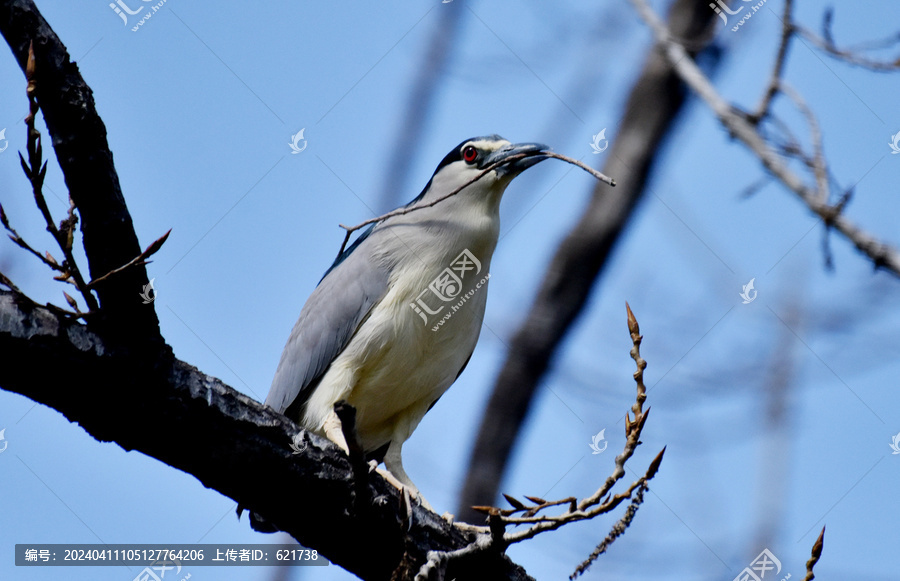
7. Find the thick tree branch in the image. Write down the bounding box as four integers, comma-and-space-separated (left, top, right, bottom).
0, 4, 535, 578
458, 0, 719, 523
0, 0, 160, 342
0, 290, 532, 581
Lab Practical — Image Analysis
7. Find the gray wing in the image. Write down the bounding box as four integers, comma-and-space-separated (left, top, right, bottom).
265, 225, 390, 416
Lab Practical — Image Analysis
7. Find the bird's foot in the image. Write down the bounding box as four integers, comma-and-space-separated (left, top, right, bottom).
375, 466, 436, 512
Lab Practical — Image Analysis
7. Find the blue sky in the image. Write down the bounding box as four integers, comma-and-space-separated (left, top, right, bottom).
1, 1, 899, 580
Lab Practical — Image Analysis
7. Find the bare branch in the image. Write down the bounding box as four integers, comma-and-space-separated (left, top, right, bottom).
0, 270, 22, 293
452, 305, 663, 554
458, 0, 718, 523
751, 0, 794, 122
87, 229, 171, 288
1, 51, 106, 318
419, 305, 664, 576
1, 0, 161, 340
0, 290, 532, 581
630, 0, 900, 276
570, 481, 648, 579
796, 24, 900, 71
1, 203, 67, 273
778, 83, 829, 203
804, 526, 825, 581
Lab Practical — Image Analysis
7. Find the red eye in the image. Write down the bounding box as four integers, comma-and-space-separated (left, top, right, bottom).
462, 146, 478, 163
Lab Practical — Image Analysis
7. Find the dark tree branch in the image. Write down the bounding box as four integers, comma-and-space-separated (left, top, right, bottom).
0, 3, 534, 578
0, 0, 160, 344
0, 2, 672, 578
0, 290, 532, 581
458, 0, 719, 522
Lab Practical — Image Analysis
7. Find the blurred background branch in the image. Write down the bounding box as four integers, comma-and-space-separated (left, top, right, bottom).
458, 0, 720, 523
630, 0, 900, 276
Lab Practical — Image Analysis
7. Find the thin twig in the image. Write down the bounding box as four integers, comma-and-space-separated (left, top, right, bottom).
0, 270, 22, 293
627, 302, 646, 418
1, 203, 67, 274
778, 84, 829, 203
804, 526, 825, 581
499, 304, 660, 544
796, 26, 900, 71
19, 42, 99, 312
751, 0, 794, 123
440, 304, 662, 568
630, 0, 900, 276
570, 482, 648, 579
87, 229, 171, 287
544, 152, 617, 187
0, 273, 83, 319
335, 151, 616, 257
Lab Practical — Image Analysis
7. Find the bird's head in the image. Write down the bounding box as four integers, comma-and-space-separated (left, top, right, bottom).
410, 135, 549, 210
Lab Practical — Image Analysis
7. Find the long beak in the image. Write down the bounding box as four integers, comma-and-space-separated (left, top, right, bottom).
484, 142, 550, 175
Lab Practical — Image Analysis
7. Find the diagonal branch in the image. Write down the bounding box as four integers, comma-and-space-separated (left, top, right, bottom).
0, 290, 532, 581
796, 19, 900, 71
17, 41, 99, 313
458, 0, 720, 524
0, 0, 161, 341
630, 0, 900, 276
751, 0, 794, 123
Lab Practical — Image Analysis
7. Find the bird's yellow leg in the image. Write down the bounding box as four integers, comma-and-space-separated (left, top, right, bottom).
321, 410, 349, 454
381, 440, 435, 512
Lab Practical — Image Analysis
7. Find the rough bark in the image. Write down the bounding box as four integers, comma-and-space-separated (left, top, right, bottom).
0, 0, 160, 345
0, 291, 532, 581
458, 0, 720, 522
0, 1, 532, 578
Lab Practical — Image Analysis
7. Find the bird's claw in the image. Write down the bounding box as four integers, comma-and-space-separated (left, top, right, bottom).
375, 466, 436, 512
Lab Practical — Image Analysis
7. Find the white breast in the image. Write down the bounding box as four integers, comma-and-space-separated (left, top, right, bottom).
301, 204, 499, 452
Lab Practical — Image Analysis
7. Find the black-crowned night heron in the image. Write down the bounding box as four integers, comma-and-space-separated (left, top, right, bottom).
258, 135, 548, 520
